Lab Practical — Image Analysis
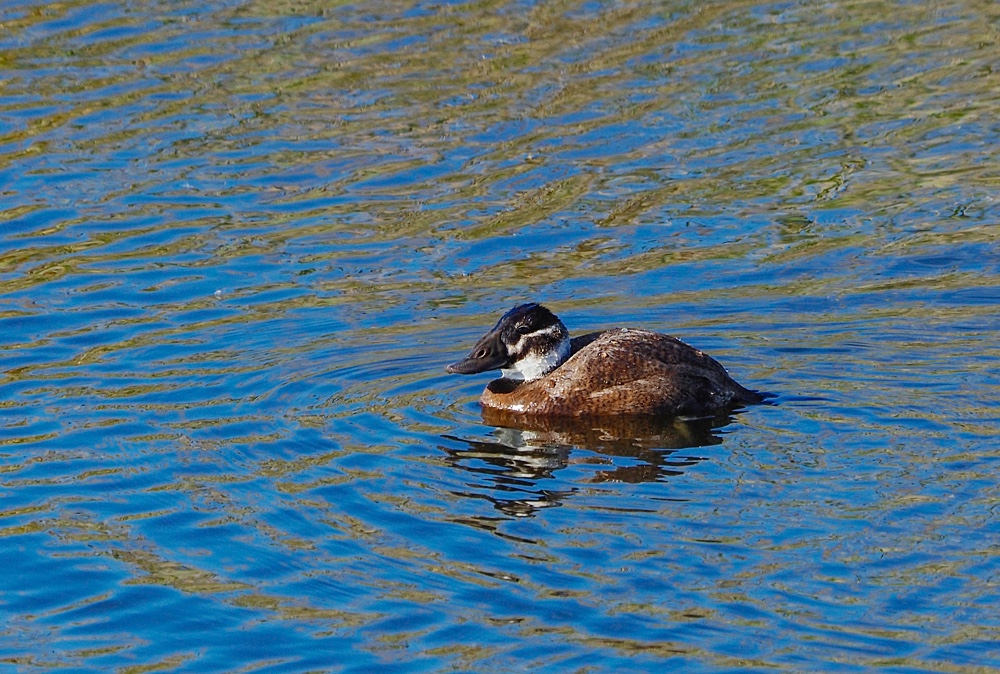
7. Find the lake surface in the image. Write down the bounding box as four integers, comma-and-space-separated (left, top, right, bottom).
2, 0, 999, 671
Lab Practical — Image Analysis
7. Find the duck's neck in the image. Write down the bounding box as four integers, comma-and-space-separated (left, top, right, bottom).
501, 336, 571, 382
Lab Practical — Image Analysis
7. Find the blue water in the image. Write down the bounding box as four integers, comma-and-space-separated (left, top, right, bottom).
2, 0, 999, 671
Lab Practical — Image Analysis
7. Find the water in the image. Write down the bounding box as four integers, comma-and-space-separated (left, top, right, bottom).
2, 0, 999, 671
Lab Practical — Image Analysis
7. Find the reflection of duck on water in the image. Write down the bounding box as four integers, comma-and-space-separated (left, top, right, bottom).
441, 414, 729, 517
447, 304, 766, 419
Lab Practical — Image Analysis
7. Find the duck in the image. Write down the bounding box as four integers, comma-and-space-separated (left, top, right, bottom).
446, 303, 765, 418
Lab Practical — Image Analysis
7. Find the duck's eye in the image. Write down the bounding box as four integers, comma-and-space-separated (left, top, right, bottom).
476, 348, 488, 358
515, 324, 532, 335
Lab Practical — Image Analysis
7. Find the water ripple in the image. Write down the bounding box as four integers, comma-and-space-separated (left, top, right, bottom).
1, 0, 999, 671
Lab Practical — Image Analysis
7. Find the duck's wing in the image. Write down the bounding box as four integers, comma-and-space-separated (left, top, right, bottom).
554, 329, 761, 416
569, 330, 608, 355
483, 328, 762, 418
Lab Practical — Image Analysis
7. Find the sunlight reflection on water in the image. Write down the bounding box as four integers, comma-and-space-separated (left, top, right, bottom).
1, 0, 999, 671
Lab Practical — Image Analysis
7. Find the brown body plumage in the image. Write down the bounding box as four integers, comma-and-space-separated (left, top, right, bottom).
479, 328, 763, 418
447, 304, 764, 419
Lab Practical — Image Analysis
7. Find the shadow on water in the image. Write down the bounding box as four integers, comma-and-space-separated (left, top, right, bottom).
441, 411, 736, 517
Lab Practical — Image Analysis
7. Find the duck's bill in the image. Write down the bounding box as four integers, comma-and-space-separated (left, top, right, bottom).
445, 333, 508, 374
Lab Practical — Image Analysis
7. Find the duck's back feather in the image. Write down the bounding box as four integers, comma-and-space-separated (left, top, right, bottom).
481, 328, 763, 418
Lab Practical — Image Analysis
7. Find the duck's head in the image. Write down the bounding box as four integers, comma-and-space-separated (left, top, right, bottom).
446, 303, 571, 382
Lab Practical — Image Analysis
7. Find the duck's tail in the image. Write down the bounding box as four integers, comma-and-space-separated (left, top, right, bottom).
734, 383, 774, 406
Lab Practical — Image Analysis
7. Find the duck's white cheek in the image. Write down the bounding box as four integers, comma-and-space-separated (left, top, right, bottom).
501, 368, 525, 381
511, 325, 563, 353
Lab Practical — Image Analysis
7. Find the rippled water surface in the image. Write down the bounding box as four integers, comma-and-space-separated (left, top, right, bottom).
2, 0, 999, 671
